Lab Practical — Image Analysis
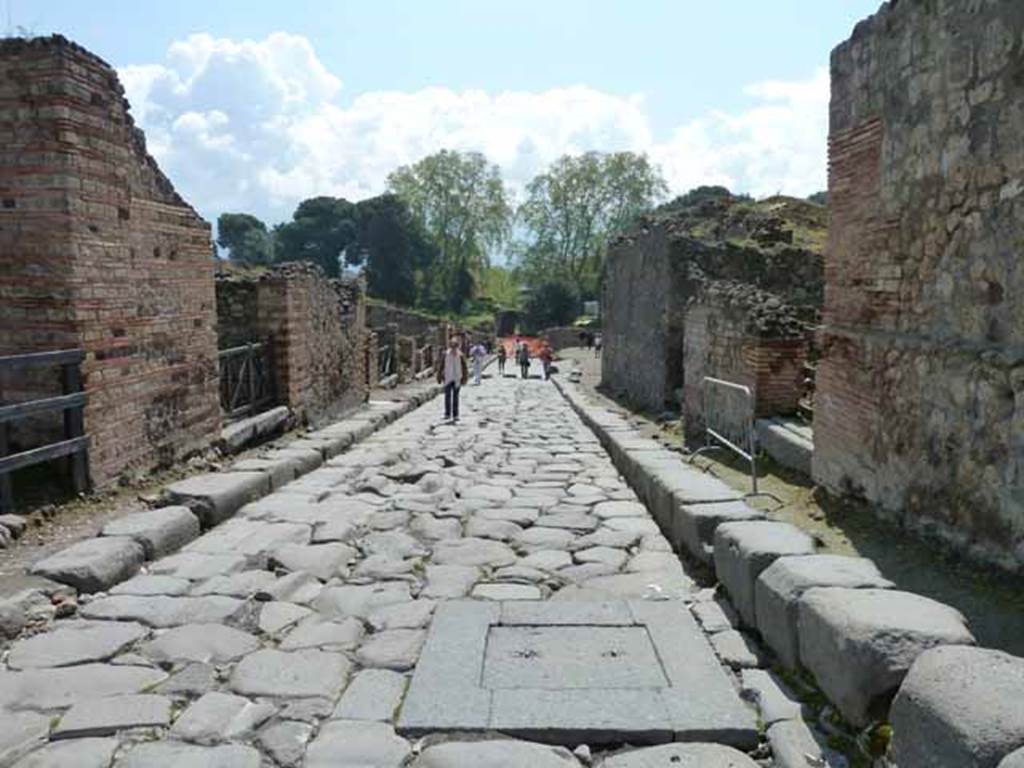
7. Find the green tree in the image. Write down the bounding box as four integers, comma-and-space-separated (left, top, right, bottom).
479, 265, 522, 309
217, 213, 275, 265
387, 149, 512, 314
523, 280, 580, 332
273, 197, 358, 278
518, 151, 667, 297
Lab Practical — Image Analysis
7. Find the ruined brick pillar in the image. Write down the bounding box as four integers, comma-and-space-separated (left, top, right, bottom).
0, 36, 220, 485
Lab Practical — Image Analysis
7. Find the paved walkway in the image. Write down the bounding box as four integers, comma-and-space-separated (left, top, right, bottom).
0, 364, 759, 767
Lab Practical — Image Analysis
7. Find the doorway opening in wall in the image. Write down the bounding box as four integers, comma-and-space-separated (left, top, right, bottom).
218, 340, 276, 421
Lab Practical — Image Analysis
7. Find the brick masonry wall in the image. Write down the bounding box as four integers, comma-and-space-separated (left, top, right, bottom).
0, 36, 220, 486
814, 1, 1024, 565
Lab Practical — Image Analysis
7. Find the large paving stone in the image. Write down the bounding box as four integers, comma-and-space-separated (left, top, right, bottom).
110, 575, 191, 596
279, 616, 364, 651
170, 691, 275, 745
421, 565, 481, 598
332, 669, 407, 721
313, 583, 413, 619
797, 588, 975, 726
672, 501, 765, 565
256, 720, 314, 768
270, 542, 357, 580
755, 554, 893, 669
0, 664, 166, 711
189, 570, 276, 598
713, 521, 816, 627
305, 720, 411, 768
100, 506, 200, 559
0, 712, 51, 766
140, 623, 260, 664
891, 645, 1024, 768
432, 537, 517, 567
52, 694, 171, 739
10, 737, 118, 768
367, 599, 436, 631
600, 743, 761, 767
165, 471, 270, 528
230, 649, 351, 699
356, 629, 425, 670
412, 740, 580, 767
7, 620, 148, 669
115, 742, 262, 767
80, 595, 245, 628
30, 537, 145, 593
185, 519, 309, 559
149, 552, 247, 580
1002, 749, 1024, 768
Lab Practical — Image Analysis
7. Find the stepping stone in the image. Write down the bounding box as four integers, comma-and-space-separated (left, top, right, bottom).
398, 600, 756, 747
140, 623, 260, 664
367, 599, 437, 631
411, 740, 580, 767
101, 506, 200, 558
256, 720, 314, 768
333, 669, 408, 721
111, 575, 191, 596
52, 694, 171, 739
230, 649, 351, 699
432, 538, 517, 567
0, 664, 166, 712
7, 620, 148, 669
755, 554, 893, 669
891, 646, 1024, 768
259, 602, 313, 635
600, 743, 760, 767
471, 583, 542, 600
170, 691, 275, 745
116, 742, 262, 767
713, 521, 816, 627
80, 595, 244, 628
0, 712, 50, 766
149, 552, 247, 580
270, 543, 357, 580
279, 616, 364, 651
8, 737, 118, 768
166, 471, 270, 527
798, 588, 975, 726
30, 537, 145, 593
593, 501, 646, 518
190, 570, 276, 598
314, 583, 413, 619
357, 629, 426, 670
305, 720, 411, 768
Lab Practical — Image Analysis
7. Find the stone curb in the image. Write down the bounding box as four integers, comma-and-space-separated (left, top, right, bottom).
27, 383, 443, 598
552, 375, 1022, 763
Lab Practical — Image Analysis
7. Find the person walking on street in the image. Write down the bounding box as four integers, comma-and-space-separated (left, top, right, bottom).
436, 335, 468, 423
517, 342, 531, 379
470, 341, 486, 385
540, 343, 554, 380
496, 342, 507, 376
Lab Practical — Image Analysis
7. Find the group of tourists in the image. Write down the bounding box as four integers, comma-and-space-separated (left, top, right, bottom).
436, 333, 556, 423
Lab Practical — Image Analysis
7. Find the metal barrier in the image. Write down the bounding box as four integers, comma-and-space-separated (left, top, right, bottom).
690, 376, 761, 495
0, 349, 89, 512
218, 341, 274, 420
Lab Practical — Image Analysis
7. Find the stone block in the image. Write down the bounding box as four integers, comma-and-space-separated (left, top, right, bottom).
0, 712, 50, 766
52, 694, 171, 739
672, 501, 765, 565
0, 664, 167, 712
755, 554, 893, 669
891, 645, 1024, 768
304, 720, 411, 768
229, 649, 351, 699
412, 741, 580, 767
30, 537, 145, 593
797, 588, 975, 726
713, 521, 816, 627
170, 691, 275, 745
116, 742, 262, 768
7, 737, 118, 768
1002, 749, 1024, 768
101, 506, 200, 559
219, 406, 290, 453
332, 669, 408, 721
165, 471, 270, 528
7, 620, 148, 669
80, 595, 245, 628
600, 743, 760, 767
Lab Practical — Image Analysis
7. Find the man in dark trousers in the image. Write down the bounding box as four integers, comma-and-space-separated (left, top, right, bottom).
517, 341, 531, 379
436, 334, 469, 422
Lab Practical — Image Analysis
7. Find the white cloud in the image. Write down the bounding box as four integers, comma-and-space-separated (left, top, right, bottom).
118, 32, 828, 225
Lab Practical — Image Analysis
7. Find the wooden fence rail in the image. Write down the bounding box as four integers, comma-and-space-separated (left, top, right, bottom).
0, 349, 89, 513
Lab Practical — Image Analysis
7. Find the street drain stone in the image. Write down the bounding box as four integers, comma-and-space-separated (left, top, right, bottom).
397, 600, 756, 747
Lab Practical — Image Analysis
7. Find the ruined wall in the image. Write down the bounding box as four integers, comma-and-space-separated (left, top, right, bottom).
0, 36, 220, 485
683, 282, 809, 439
814, 0, 1024, 564
215, 263, 368, 421
367, 302, 438, 341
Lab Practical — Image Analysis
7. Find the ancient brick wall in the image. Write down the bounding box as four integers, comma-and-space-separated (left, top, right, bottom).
367, 302, 439, 341
215, 263, 368, 421
814, 1, 1024, 564
0, 36, 220, 485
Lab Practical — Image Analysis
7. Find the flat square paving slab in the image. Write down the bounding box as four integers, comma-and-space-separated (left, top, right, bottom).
397, 600, 757, 747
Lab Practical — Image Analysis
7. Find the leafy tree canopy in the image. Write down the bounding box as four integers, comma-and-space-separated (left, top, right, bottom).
217, 212, 275, 265
273, 196, 358, 278
523, 280, 580, 333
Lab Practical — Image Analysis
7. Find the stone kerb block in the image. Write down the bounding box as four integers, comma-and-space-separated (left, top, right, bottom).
31, 537, 145, 593
101, 506, 201, 559
754, 555, 893, 670
166, 472, 271, 528
890, 646, 1024, 768
672, 501, 764, 566
797, 588, 975, 727
713, 521, 816, 628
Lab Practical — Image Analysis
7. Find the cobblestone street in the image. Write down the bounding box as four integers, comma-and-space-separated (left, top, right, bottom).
0, 364, 761, 767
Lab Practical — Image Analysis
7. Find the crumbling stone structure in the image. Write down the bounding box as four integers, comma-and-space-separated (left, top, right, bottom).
814, 0, 1024, 564
0, 36, 220, 485
215, 263, 368, 422
602, 195, 824, 433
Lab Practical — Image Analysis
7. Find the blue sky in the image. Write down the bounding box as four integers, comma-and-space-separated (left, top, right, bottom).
12, 0, 881, 225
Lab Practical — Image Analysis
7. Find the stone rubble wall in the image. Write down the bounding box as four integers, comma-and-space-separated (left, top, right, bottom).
0, 36, 220, 485
814, 0, 1024, 566
538, 327, 588, 351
